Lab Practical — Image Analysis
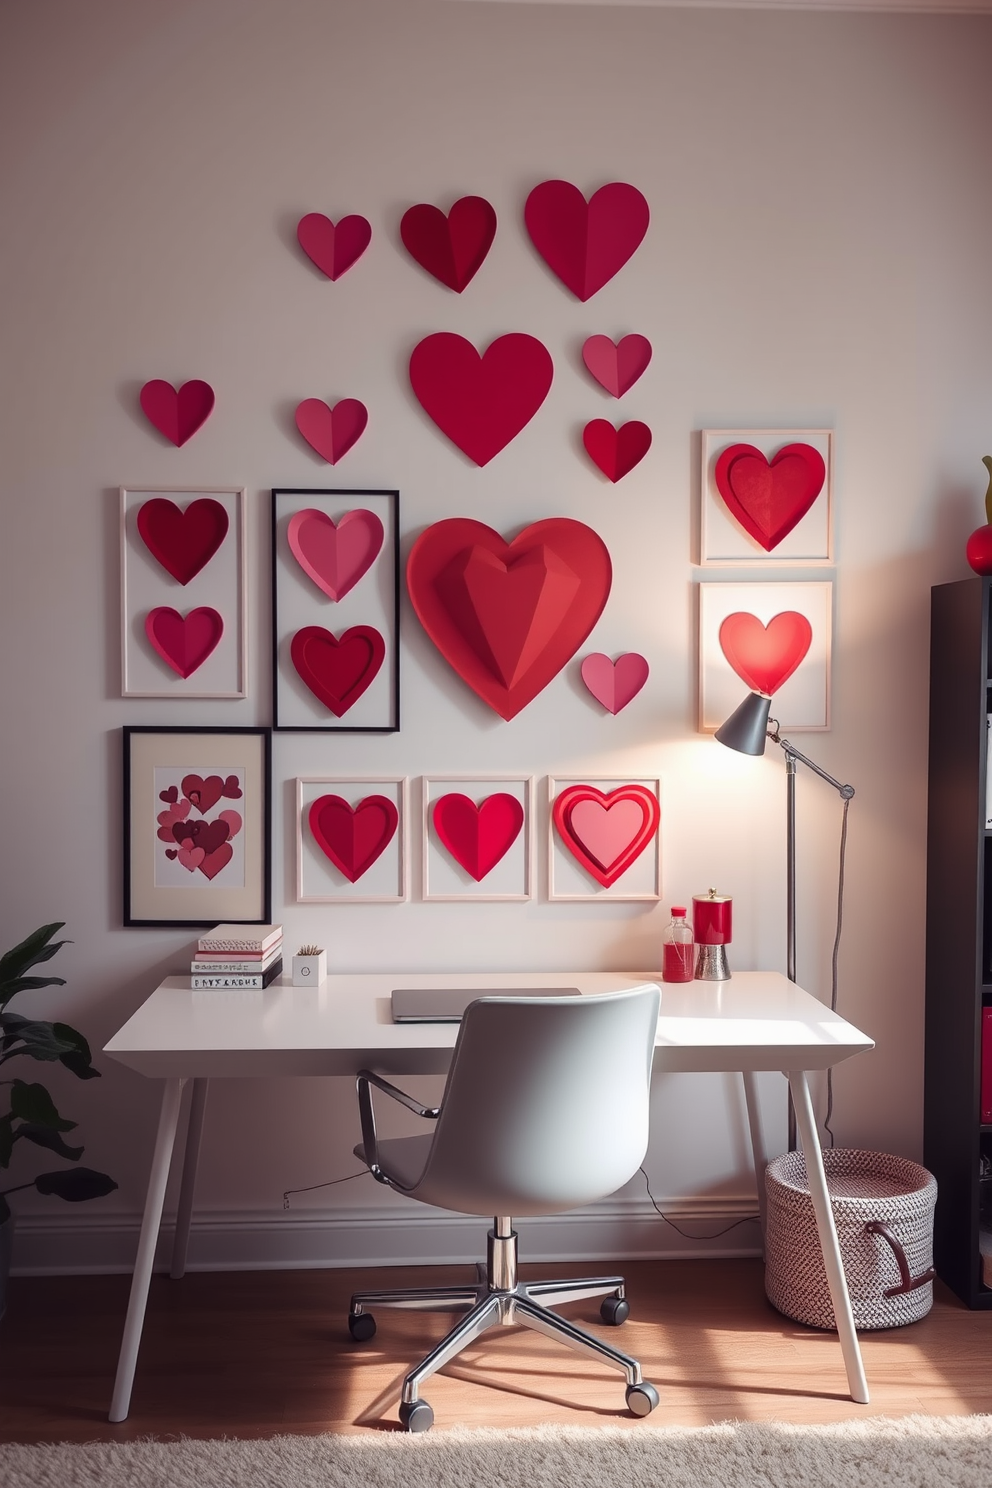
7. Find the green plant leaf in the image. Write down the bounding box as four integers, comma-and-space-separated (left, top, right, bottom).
0, 923, 67, 987
34, 1167, 117, 1202
0, 1016, 77, 1064
15, 1124, 85, 1162
9, 1080, 76, 1130
51, 1023, 99, 1080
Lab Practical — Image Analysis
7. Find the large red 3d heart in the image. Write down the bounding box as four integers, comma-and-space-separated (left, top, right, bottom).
582, 335, 652, 397
291, 625, 385, 716
295, 398, 368, 463
136, 497, 229, 584
144, 607, 223, 678
580, 652, 649, 714
296, 213, 372, 280
287, 507, 384, 600
139, 380, 215, 446
524, 181, 649, 302
553, 783, 660, 888
409, 333, 553, 466
718, 611, 813, 696
714, 443, 826, 552
400, 196, 497, 292
432, 793, 524, 881
308, 794, 398, 882
583, 420, 652, 482
407, 517, 612, 721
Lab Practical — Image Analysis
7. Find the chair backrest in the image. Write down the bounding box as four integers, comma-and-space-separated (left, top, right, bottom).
410, 985, 661, 1218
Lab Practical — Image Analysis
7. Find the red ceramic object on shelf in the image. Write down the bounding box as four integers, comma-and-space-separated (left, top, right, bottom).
966, 457, 992, 575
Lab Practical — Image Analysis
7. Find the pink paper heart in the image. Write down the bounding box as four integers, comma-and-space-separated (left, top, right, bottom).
287, 507, 384, 601
582, 335, 652, 397
217, 809, 242, 839
295, 398, 368, 463
569, 798, 648, 873
139, 380, 215, 446
177, 845, 205, 871
580, 652, 649, 714
297, 213, 372, 280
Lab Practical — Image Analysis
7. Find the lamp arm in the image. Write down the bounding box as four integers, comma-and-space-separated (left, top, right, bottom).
772, 733, 855, 801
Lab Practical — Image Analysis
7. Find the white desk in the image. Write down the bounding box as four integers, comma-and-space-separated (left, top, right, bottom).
104, 970, 874, 1422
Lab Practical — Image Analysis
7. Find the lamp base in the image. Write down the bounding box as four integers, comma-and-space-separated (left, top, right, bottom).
695, 944, 731, 981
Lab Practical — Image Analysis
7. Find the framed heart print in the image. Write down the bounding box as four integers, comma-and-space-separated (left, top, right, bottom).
548, 776, 661, 902
272, 489, 399, 731
698, 430, 833, 566
423, 776, 534, 901
697, 581, 832, 733
297, 776, 408, 903
123, 726, 271, 927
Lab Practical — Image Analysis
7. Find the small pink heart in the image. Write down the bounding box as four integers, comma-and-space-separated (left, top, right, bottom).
295, 398, 368, 463
177, 845, 205, 871
218, 809, 242, 839
582, 335, 652, 398
287, 507, 384, 601
139, 380, 215, 446
580, 652, 649, 714
297, 213, 372, 280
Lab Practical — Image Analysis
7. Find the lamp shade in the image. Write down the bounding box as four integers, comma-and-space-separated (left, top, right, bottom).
715, 691, 771, 756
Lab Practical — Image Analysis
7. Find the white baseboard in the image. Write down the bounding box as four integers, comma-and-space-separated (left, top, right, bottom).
12, 1194, 762, 1275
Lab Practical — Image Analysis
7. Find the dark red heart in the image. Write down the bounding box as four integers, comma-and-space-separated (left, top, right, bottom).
182, 774, 226, 814
583, 420, 652, 482
296, 213, 372, 280
308, 794, 398, 882
432, 793, 524, 881
165, 848, 178, 860
407, 517, 612, 721
136, 497, 229, 585
159, 786, 179, 803
524, 180, 649, 302
290, 625, 385, 717
139, 380, 215, 446
409, 332, 553, 466
171, 818, 230, 855
144, 607, 223, 678
400, 196, 497, 292
198, 843, 234, 881
222, 775, 242, 799
714, 443, 826, 552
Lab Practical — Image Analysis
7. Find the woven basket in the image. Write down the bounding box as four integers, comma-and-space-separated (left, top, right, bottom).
765, 1148, 936, 1330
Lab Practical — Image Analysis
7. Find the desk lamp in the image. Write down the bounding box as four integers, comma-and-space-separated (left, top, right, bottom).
715, 689, 855, 1149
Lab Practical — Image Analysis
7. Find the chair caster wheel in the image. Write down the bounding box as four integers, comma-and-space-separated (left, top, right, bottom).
600, 1296, 630, 1325
348, 1311, 376, 1342
399, 1399, 434, 1432
626, 1381, 660, 1417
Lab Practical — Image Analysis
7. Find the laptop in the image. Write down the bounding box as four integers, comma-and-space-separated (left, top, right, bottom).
390, 985, 580, 1023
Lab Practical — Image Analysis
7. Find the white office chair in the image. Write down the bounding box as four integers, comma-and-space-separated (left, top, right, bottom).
348, 984, 662, 1431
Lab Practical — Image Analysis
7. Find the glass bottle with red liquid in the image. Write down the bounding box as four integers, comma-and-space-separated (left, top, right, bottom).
661, 906, 694, 983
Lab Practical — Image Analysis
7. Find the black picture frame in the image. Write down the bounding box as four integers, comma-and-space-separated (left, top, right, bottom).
123, 725, 272, 928
271, 488, 400, 732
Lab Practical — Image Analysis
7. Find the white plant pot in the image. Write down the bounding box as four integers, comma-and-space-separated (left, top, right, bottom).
292, 952, 326, 987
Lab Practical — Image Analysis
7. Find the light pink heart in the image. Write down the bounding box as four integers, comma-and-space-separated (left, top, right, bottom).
580, 652, 649, 714
568, 798, 646, 872
581, 335, 652, 398
177, 845, 205, 871
295, 398, 368, 463
217, 809, 242, 839
287, 507, 384, 601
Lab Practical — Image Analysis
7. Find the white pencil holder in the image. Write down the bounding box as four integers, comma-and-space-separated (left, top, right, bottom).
292, 952, 326, 987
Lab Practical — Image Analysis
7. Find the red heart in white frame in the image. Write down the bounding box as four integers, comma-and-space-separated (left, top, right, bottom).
553, 783, 659, 888
718, 611, 813, 696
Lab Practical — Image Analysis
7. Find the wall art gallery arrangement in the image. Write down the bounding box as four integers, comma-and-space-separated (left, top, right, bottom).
122, 179, 836, 925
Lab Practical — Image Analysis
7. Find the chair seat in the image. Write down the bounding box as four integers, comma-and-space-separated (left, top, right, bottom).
354, 1133, 433, 1191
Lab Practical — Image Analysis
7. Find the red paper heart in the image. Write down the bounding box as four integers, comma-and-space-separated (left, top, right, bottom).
409, 333, 553, 466
525, 181, 649, 302
718, 611, 813, 696
583, 420, 652, 482
582, 335, 652, 397
308, 794, 398, 882
198, 843, 233, 880
159, 786, 179, 803
295, 398, 368, 463
136, 497, 229, 584
407, 518, 612, 721
182, 774, 226, 815
580, 652, 649, 714
139, 380, 215, 446
296, 213, 372, 280
432, 793, 524, 881
400, 196, 497, 292
714, 443, 826, 552
287, 507, 383, 601
290, 625, 385, 716
553, 784, 660, 888
144, 607, 223, 678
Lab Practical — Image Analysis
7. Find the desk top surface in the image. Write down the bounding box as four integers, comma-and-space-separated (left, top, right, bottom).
104, 970, 873, 1079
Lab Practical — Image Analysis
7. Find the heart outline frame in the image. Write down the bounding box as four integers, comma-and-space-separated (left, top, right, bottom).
423, 775, 535, 902
699, 429, 833, 567
296, 776, 408, 903
548, 776, 661, 902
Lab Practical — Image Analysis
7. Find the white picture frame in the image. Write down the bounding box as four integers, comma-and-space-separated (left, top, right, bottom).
296, 776, 408, 903
698, 581, 832, 733
422, 775, 534, 902
698, 429, 833, 567
547, 775, 661, 903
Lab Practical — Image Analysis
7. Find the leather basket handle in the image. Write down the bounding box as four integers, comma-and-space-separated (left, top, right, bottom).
865, 1220, 935, 1297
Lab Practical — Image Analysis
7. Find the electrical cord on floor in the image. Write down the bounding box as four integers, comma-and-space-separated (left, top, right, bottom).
283, 1170, 369, 1209
822, 793, 851, 1150
639, 1166, 759, 1239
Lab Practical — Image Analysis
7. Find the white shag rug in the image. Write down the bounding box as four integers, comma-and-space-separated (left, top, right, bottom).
2, 1416, 991, 1488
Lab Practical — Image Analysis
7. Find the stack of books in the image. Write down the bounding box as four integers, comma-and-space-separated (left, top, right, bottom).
190, 924, 283, 989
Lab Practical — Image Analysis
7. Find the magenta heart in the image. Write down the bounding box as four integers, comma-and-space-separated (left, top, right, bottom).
409, 332, 553, 466
139, 380, 215, 446
525, 181, 650, 302
582, 420, 652, 482
295, 398, 368, 463
296, 213, 372, 280
182, 774, 225, 814
400, 196, 497, 292
582, 335, 652, 397
287, 507, 384, 600
145, 607, 224, 678
580, 653, 649, 714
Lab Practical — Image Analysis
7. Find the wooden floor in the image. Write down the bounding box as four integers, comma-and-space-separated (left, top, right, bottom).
1, 1258, 991, 1442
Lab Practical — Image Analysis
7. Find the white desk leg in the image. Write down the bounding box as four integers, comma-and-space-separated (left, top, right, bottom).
741, 1070, 768, 1247
170, 1078, 209, 1280
787, 1069, 869, 1405
109, 1077, 185, 1423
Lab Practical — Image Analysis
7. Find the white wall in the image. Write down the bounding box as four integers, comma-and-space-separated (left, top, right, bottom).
2, 0, 991, 1273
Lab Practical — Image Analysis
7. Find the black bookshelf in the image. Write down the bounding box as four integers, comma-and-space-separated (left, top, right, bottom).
924, 576, 992, 1307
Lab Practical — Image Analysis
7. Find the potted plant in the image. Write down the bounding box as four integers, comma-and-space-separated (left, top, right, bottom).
1, 922, 117, 1318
